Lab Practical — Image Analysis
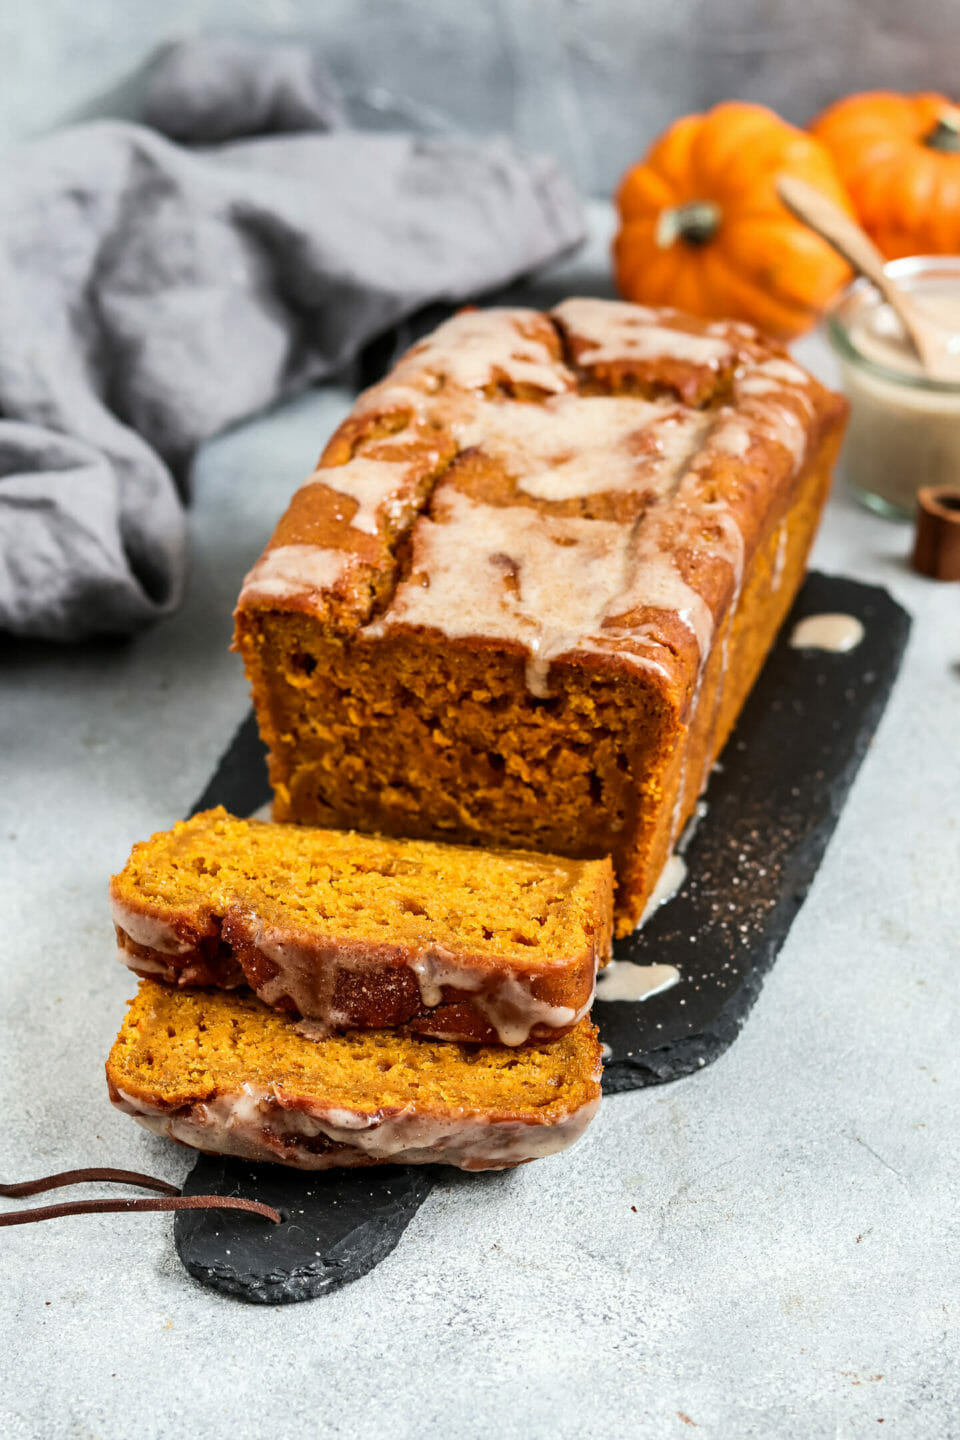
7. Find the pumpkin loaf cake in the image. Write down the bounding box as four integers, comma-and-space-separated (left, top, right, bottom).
234, 299, 847, 934
110, 807, 612, 1046
107, 982, 603, 1171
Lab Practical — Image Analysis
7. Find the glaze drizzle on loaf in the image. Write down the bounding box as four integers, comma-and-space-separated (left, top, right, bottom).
365, 489, 715, 696
237, 300, 822, 697
553, 296, 737, 371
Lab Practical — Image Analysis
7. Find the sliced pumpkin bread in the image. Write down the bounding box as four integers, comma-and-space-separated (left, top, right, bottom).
107, 982, 602, 1172
111, 807, 612, 1046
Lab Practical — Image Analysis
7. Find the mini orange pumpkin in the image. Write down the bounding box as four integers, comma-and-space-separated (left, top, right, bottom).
614, 101, 854, 340
810, 91, 960, 259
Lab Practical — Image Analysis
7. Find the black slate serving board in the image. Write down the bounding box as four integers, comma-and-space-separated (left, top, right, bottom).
175, 570, 909, 1303
176, 1158, 434, 1304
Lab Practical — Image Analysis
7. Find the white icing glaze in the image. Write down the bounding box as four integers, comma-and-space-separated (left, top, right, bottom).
474, 977, 583, 1047
219, 1081, 264, 1128
352, 300, 773, 696
840, 291, 960, 511
737, 392, 807, 463
458, 393, 710, 504
249, 927, 592, 1047
110, 896, 193, 955
553, 297, 734, 368
237, 309, 574, 611
638, 853, 688, 927
252, 930, 353, 1033
709, 319, 756, 340
594, 961, 681, 1003
689, 499, 745, 804
582, 325, 732, 368
118, 1085, 600, 1172
710, 414, 754, 459
755, 357, 811, 387
735, 360, 814, 469
240, 544, 349, 603
681, 797, 710, 845
698, 499, 745, 590
292, 1018, 332, 1042
308, 456, 410, 534
381, 307, 571, 399
849, 292, 960, 382
115, 948, 173, 977
410, 944, 475, 1008
691, 355, 816, 478
740, 360, 815, 413
789, 613, 865, 653
554, 297, 660, 328
367, 489, 716, 697
772, 521, 789, 591
410, 946, 592, 1046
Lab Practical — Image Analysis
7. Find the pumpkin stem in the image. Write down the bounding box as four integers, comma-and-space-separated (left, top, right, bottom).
656, 200, 722, 249
924, 111, 960, 153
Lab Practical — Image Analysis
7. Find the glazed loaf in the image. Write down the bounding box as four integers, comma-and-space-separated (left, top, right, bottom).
107, 982, 602, 1172
234, 299, 847, 934
110, 807, 612, 1046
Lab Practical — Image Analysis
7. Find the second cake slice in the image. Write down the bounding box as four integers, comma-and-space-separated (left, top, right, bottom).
107, 982, 602, 1172
110, 807, 613, 1046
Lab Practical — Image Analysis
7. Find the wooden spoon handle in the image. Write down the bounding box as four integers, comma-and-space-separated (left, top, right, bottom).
776, 174, 935, 373
777, 176, 887, 282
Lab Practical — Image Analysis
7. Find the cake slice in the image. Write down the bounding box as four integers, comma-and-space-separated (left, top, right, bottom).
110, 807, 613, 1046
107, 982, 602, 1172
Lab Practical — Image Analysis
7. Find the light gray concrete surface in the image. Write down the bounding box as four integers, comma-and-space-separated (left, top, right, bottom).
3, 0, 960, 195
1, 207, 959, 1439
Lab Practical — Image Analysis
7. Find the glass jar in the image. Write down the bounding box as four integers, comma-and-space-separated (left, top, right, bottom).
827, 256, 960, 519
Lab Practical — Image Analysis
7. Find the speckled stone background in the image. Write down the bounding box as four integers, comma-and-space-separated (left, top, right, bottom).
1, 7, 960, 1435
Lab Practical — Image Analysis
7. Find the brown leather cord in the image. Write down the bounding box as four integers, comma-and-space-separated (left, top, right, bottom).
0, 1194, 282, 1227
0, 1167, 180, 1198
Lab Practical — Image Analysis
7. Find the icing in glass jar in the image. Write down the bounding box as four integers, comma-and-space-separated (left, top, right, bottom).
828, 256, 960, 519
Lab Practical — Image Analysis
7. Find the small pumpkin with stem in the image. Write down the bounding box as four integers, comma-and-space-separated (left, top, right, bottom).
614, 101, 854, 340
810, 91, 960, 258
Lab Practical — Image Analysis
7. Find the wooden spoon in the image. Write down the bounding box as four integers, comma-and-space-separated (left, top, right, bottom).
777, 174, 959, 382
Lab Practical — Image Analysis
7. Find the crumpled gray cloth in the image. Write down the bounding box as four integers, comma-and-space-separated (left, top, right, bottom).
0, 36, 585, 641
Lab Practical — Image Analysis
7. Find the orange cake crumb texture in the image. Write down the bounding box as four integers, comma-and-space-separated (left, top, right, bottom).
234, 299, 848, 934
107, 981, 601, 1122
113, 807, 612, 967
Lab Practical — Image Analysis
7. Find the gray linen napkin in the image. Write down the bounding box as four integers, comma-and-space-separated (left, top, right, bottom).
0, 36, 584, 641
